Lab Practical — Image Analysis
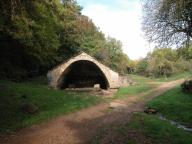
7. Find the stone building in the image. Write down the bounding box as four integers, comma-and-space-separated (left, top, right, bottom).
47, 52, 129, 89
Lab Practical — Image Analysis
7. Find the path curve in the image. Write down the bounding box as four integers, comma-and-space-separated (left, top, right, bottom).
0, 79, 184, 144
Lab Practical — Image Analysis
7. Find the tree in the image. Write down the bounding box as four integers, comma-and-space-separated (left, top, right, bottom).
0, 0, 82, 78
127, 60, 137, 73
0, 0, 62, 78
75, 15, 106, 55
0, 0, 130, 80
177, 43, 192, 60
146, 48, 177, 77
142, 0, 192, 47
135, 58, 148, 75
105, 37, 129, 74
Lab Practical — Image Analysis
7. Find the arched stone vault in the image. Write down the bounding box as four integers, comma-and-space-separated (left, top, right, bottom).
47, 52, 120, 89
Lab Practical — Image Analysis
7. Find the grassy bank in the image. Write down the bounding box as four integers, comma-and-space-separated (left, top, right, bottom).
147, 86, 192, 126
128, 113, 192, 144
92, 79, 192, 144
125, 85, 192, 143
0, 78, 101, 133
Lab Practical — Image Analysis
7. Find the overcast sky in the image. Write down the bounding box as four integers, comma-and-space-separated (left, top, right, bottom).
76, 0, 152, 60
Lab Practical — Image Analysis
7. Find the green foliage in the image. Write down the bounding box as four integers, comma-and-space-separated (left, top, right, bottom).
0, 78, 101, 133
98, 37, 129, 74
135, 58, 148, 75
127, 60, 137, 73
0, 0, 64, 78
181, 79, 192, 93
147, 48, 177, 77
0, 0, 129, 80
174, 58, 192, 72
177, 44, 192, 60
134, 47, 192, 78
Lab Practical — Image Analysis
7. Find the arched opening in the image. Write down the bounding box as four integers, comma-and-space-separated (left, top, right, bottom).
57, 60, 109, 89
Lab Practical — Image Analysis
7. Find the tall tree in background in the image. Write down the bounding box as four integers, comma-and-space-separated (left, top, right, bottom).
57, 0, 82, 59
105, 37, 129, 74
147, 48, 177, 77
0, 0, 130, 80
177, 42, 192, 60
58, 15, 106, 58
0, 0, 61, 78
142, 0, 192, 47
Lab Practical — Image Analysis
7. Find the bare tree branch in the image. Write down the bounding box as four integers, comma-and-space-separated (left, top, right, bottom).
142, 0, 192, 47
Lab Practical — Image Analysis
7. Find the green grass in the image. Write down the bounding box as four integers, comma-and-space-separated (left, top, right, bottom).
0, 78, 102, 133
114, 85, 152, 99
124, 85, 192, 143
127, 113, 192, 144
114, 74, 158, 99
128, 74, 154, 83
90, 112, 192, 144
153, 72, 192, 82
147, 86, 192, 126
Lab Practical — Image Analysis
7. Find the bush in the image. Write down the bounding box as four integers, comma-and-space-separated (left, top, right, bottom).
181, 79, 192, 93
175, 59, 192, 72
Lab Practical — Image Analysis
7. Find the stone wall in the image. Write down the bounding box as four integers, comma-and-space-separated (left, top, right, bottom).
47, 52, 120, 89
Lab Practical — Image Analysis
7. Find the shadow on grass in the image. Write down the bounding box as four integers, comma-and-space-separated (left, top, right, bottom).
0, 80, 101, 133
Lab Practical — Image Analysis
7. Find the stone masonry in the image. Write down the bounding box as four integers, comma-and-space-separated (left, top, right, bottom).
47, 52, 128, 89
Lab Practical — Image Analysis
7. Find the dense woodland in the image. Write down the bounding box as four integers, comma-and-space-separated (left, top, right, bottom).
0, 0, 129, 81
0, 0, 191, 81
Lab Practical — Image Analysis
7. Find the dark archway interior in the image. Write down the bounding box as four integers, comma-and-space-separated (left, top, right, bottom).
58, 60, 109, 89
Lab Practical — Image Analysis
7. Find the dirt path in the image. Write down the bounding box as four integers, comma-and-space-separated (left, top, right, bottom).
0, 79, 184, 144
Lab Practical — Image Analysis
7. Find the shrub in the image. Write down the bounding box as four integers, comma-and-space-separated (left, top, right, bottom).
181, 79, 192, 93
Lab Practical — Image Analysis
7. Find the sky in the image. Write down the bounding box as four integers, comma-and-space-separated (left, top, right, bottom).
76, 0, 152, 60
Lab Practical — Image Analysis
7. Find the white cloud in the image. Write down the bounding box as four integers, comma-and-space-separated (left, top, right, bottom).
81, 1, 151, 60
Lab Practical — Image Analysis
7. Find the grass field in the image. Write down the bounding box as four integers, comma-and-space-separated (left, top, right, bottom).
153, 72, 192, 82
127, 83, 192, 143
0, 78, 101, 133
114, 72, 192, 99
147, 86, 192, 126
114, 74, 158, 99
127, 113, 192, 144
